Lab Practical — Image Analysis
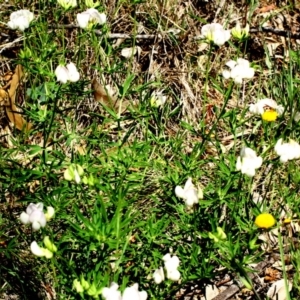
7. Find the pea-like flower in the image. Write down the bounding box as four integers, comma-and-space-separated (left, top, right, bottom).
85, 0, 100, 8
20, 203, 54, 231
255, 213, 276, 229
64, 164, 84, 184
77, 9, 106, 29
7, 10, 34, 31
150, 91, 167, 108
231, 22, 250, 40
153, 267, 165, 284
208, 227, 227, 243
163, 254, 181, 281
201, 23, 231, 46
222, 58, 254, 84
55, 62, 80, 84
274, 138, 300, 163
175, 178, 203, 207
249, 98, 284, 122
57, 0, 77, 9
122, 284, 148, 300
30, 237, 57, 259
102, 282, 147, 300
236, 147, 262, 177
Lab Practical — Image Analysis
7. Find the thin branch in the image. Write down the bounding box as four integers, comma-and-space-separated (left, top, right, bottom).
249, 26, 300, 39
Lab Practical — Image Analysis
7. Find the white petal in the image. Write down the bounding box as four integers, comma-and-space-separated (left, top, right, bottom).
175, 186, 185, 199
55, 65, 69, 84
102, 283, 121, 300
222, 70, 231, 79
122, 284, 141, 300
20, 212, 30, 224
166, 269, 181, 281
66, 62, 80, 82
121, 47, 137, 58
164, 255, 180, 271
225, 60, 237, 69
162, 253, 172, 262
30, 241, 45, 257
153, 267, 165, 284
32, 221, 41, 231
29, 210, 46, 228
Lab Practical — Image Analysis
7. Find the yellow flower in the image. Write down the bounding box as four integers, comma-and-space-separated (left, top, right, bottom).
262, 110, 278, 121
283, 218, 291, 224
255, 213, 276, 229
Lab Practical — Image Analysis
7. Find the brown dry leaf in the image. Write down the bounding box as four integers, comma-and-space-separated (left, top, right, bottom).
0, 89, 9, 104
5, 65, 33, 131
264, 267, 281, 282
92, 78, 133, 114
255, 4, 277, 14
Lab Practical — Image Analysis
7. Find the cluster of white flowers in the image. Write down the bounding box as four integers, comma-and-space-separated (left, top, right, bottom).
55, 62, 80, 84
236, 147, 263, 177
175, 178, 203, 207
235, 138, 300, 177
275, 138, 300, 163
102, 282, 147, 300
200, 22, 250, 46
153, 253, 181, 284
20, 203, 55, 231
77, 8, 106, 29
222, 58, 254, 84
7, 6, 106, 31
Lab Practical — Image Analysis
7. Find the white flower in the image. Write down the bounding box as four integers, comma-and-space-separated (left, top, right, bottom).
175, 178, 202, 207
121, 46, 142, 59
55, 65, 69, 84
201, 23, 231, 46
153, 267, 165, 284
222, 58, 254, 84
30, 241, 53, 259
55, 63, 80, 84
20, 203, 51, 231
249, 98, 284, 115
122, 284, 147, 300
102, 282, 122, 300
150, 91, 167, 108
236, 147, 262, 177
77, 8, 106, 29
274, 138, 300, 163
102, 283, 147, 300
7, 10, 34, 31
57, 0, 77, 9
66, 62, 80, 82
163, 254, 181, 281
